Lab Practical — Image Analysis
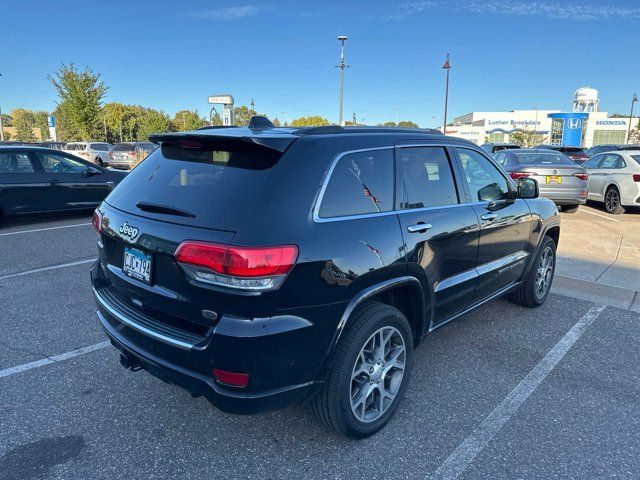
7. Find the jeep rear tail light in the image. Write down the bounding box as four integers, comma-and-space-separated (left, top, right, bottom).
633, 174, 640, 182
92, 209, 103, 235
175, 242, 298, 291
572, 173, 589, 181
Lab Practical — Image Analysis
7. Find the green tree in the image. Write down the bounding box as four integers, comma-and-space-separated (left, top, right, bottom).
271, 117, 281, 127
233, 105, 267, 126
35, 111, 50, 140
12, 109, 37, 141
380, 121, 397, 127
2, 129, 11, 140
172, 110, 207, 131
1, 113, 11, 127
138, 109, 173, 140
290, 115, 330, 127
397, 120, 419, 128
49, 63, 107, 140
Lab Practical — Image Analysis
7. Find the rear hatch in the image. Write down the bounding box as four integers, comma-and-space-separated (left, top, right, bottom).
97, 132, 297, 342
110, 143, 135, 164
559, 147, 589, 164
509, 151, 587, 192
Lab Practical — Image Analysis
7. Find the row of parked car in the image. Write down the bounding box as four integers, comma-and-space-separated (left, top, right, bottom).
0, 140, 157, 170
481, 142, 640, 214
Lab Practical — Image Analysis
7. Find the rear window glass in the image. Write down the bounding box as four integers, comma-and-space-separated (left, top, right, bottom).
0, 152, 35, 173
399, 147, 458, 209
66, 144, 86, 151
631, 155, 640, 166
512, 152, 574, 165
107, 144, 281, 231
559, 147, 586, 154
112, 143, 135, 151
319, 149, 393, 218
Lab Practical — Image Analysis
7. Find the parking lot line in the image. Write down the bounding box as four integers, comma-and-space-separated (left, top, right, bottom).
0, 258, 96, 281
0, 341, 109, 380
430, 303, 607, 480
579, 209, 621, 223
0, 222, 92, 237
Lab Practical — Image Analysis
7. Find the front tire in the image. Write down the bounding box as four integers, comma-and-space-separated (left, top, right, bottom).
508, 236, 556, 308
96, 158, 104, 167
604, 186, 625, 214
311, 302, 414, 438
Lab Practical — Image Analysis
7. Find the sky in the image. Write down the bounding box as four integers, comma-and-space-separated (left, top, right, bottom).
1, 0, 639, 127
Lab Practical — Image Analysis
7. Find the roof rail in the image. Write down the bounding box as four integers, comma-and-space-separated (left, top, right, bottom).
293, 126, 443, 136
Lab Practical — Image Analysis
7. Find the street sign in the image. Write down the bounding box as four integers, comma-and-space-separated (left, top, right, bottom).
208, 95, 234, 105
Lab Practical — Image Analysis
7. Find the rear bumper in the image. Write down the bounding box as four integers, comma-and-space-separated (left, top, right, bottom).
539, 188, 587, 206
97, 309, 319, 414
90, 261, 332, 414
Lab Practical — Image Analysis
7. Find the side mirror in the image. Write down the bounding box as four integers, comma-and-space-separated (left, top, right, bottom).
517, 177, 538, 199
82, 166, 101, 178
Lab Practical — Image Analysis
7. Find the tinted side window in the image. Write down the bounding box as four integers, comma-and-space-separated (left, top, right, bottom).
399, 147, 458, 209
600, 154, 625, 169
319, 149, 394, 218
38, 152, 87, 174
582, 155, 602, 169
457, 148, 511, 202
0, 152, 35, 173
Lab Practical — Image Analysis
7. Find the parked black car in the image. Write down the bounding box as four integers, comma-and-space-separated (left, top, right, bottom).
0, 146, 126, 219
480, 142, 521, 154
91, 119, 559, 438
534, 145, 589, 164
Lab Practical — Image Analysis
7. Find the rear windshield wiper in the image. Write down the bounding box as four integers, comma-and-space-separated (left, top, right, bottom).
136, 201, 196, 218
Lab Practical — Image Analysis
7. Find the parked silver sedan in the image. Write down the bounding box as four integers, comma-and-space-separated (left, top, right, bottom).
582, 150, 640, 214
494, 148, 588, 213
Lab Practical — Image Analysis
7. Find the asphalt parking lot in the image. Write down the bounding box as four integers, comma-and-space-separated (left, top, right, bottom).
1, 212, 639, 479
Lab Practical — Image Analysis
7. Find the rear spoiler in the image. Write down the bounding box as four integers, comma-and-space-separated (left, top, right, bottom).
148, 132, 296, 153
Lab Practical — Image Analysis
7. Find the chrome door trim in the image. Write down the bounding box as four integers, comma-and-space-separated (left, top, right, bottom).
434, 250, 530, 293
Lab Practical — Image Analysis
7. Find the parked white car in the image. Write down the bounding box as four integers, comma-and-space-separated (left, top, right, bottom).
583, 150, 640, 214
63, 142, 113, 166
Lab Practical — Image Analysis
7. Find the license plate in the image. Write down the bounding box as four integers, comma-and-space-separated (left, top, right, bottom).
546, 175, 562, 184
123, 247, 152, 284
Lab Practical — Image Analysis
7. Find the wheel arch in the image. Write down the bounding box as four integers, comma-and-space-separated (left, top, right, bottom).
318, 276, 429, 379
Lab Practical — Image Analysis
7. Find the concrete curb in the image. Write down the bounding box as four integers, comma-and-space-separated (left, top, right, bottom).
552, 274, 640, 313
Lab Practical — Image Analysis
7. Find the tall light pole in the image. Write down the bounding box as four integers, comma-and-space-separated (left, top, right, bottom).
627, 93, 637, 144
0, 73, 4, 141
442, 53, 451, 134
337, 35, 348, 126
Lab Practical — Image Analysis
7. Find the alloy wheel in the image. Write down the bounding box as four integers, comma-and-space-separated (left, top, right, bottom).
535, 246, 554, 300
350, 326, 406, 423
605, 188, 619, 213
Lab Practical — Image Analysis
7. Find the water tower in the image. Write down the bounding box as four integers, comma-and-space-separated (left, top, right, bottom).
573, 87, 599, 112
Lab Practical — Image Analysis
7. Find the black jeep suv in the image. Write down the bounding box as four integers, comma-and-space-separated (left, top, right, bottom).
91, 119, 559, 438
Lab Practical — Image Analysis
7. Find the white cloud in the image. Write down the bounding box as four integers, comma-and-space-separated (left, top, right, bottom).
388, 1, 640, 21
189, 4, 269, 20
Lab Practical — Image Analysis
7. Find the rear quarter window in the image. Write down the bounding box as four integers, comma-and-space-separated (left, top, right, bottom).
318, 149, 394, 219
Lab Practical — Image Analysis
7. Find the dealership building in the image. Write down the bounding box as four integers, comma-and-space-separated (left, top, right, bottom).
443, 87, 638, 147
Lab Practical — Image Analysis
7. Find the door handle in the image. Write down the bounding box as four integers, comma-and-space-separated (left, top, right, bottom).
407, 223, 432, 233
481, 213, 498, 221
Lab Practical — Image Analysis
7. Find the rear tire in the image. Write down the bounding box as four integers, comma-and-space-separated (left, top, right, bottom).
604, 186, 625, 214
311, 301, 414, 438
561, 204, 580, 213
96, 158, 104, 167
508, 236, 556, 308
